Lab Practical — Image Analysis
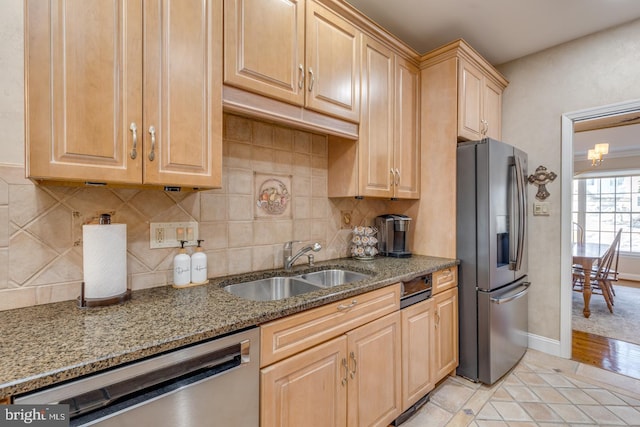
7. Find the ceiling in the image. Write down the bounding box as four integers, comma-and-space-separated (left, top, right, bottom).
345, 0, 640, 65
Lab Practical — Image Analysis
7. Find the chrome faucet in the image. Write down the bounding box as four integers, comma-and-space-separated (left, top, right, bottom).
283, 241, 322, 271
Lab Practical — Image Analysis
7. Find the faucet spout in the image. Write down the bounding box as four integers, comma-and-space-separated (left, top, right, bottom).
284, 242, 321, 270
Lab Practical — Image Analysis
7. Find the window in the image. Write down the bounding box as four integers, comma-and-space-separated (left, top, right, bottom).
572, 176, 640, 254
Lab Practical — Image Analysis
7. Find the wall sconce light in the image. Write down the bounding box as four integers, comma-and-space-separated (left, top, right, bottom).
587, 142, 609, 166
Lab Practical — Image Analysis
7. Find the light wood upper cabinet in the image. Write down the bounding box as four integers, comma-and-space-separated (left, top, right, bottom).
224, 0, 360, 122
394, 56, 421, 199
432, 287, 459, 383
350, 35, 420, 199
359, 35, 394, 197
223, 0, 304, 105
458, 57, 504, 141
25, 0, 222, 189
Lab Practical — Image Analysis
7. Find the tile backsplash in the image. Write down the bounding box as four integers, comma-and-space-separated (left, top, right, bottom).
0, 114, 412, 310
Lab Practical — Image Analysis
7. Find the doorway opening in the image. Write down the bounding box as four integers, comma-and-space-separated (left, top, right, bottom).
561, 99, 640, 378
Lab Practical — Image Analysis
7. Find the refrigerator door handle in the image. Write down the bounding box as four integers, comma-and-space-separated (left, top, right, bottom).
514, 155, 526, 271
509, 155, 526, 271
490, 282, 531, 304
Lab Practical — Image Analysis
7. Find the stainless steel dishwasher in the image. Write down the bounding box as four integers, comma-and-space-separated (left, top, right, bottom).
15, 327, 259, 426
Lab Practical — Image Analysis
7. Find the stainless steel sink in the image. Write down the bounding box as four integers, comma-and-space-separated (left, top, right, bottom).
223, 277, 321, 301
296, 269, 371, 288
223, 268, 373, 301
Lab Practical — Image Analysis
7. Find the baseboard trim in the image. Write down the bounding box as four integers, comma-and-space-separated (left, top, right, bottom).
528, 332, 563, 357
619, 273, 640, 282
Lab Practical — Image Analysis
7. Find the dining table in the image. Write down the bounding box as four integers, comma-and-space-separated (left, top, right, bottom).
572, 242, 609, 318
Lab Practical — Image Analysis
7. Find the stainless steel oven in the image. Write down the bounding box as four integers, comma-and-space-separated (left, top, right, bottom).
15, 327, 259, 426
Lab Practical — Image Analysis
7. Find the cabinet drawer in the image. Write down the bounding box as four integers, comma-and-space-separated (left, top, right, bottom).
432, 267, 457, 294
260, 283, 401, 367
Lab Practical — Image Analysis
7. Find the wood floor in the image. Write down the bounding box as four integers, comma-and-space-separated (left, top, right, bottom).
572, 329, 640, 380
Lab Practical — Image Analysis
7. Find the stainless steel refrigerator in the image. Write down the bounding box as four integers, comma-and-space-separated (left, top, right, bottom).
456, 138, 531, 385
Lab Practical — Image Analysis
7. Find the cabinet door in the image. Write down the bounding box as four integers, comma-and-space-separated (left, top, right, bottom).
143, 0, 222, 188
25, 0, 143, 184
457, 58, 483, 141
394, 56, 420, 199
305, 1, 360, 122
483, 78, 503, 140
359, 35, 394, 198
432, 288, 459, 383
261, 336, 347, 427
401, 299, 434, 411
223, 0, 304, 105
347, 312, 401, 427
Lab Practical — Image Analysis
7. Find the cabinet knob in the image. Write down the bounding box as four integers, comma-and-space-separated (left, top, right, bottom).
148, 126, 156, 161
129, 123, 138, 160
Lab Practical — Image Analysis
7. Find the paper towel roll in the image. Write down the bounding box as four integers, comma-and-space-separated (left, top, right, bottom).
83, 223, 127, 299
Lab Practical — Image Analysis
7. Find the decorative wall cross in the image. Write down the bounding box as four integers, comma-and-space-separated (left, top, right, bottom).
527, 165, 557, 201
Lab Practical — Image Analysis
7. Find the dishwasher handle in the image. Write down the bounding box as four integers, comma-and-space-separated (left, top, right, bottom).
61, 339, 250, 419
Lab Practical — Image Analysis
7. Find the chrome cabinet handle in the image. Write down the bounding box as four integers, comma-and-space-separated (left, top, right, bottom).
341, 357, 348, 386
298, 64, 305, 89
390, 169, 395, 186
395, 168, 400, 186
481, 119, 488, 135
349, 351, 357, 379
337, 300, 357, 311
129, 122, 138, 159
435, 311, 440, 327
308, 68, 314, 91
148, 126, 156, 161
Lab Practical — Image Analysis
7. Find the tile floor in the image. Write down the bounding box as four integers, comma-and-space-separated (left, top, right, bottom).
401, 349, 640, 426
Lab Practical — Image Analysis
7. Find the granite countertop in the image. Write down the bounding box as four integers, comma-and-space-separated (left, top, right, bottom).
0, 255, 457, 398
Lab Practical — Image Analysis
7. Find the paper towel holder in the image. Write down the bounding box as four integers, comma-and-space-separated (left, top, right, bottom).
77, 282, 131, 308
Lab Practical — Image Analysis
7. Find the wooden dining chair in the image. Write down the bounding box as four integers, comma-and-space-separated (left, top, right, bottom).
572, 230, 622, 313
572, 222, 584, 244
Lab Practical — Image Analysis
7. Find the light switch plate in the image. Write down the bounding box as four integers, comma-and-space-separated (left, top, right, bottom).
533, 202, 550, 216
150, 222, 199, 248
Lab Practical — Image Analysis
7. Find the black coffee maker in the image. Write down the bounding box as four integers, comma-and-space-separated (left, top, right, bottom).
375, 214, 412, 258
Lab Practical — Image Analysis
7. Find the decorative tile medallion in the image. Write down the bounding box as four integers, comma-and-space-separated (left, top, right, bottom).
254, 173, 292, 219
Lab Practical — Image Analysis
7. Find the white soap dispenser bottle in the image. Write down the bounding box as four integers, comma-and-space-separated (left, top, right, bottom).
173, 240, 191, 287
191, 239, 208, 285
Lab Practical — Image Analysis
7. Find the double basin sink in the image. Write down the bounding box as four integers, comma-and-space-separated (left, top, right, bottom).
223, 268, 372, 301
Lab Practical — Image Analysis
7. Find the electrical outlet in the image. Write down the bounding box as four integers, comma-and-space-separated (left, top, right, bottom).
150, 222, 199, 248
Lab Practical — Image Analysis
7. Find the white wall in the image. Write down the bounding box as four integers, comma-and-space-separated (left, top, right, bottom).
498, 18, 640, 343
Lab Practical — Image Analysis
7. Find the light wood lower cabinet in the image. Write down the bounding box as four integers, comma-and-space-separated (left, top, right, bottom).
261, 336, 348, 427
260, 284, 402, 427
261, 312, 401, 427
401, 298, 434, 411
432, 287, 459, 383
